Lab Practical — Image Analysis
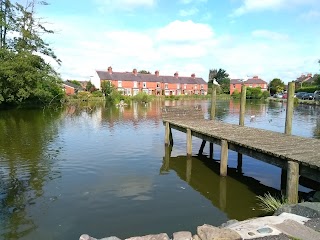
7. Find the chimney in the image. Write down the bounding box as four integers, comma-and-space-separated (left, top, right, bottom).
107, 66, 113, 74
307, 73, 312, 77
253, 75, 258, 79
191, 73, 196, 79
174, 72, 179, 78
155, 70, 159, 77
133, 68, 137, 76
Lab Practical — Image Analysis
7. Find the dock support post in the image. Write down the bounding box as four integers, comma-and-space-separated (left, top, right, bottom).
281, 169, 287, 192
285, 82, 295, 135
220, 140, 228, 177
160, 146, 172, 173
237, 153, 243, 173
165, 122, 170, 145
239, 85, 246, 126
198, 140, 206, 155
286, 161, 299, 204
187, 128, 192, 156
210, 143, 214, 159
169, 128, 173, 146
210, 84, 217, 120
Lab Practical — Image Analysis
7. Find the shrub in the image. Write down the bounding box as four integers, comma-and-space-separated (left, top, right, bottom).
256, 192, 288, 213
296, 86, 319, 93
91, 91, 103, 97
231, 89, 241, 99
132, 92, 154, 103
261, 91, 270, 99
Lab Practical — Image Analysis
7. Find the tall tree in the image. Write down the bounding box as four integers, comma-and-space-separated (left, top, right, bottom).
269, 78, 285, 94
0, 0, 14, 48
208, 68, 230, 93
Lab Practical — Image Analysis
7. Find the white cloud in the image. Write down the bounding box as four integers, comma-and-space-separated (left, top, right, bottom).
300, 10, 320, 20
231, 0, 319, 16
156, 20, 214, 42
179, 7, 199, 16
180, 0, 207, 4
252, 30, 289, 41
96, 0, 156, 11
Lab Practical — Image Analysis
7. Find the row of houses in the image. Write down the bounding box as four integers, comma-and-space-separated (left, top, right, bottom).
229, 76, 268, 95
96, 67, 208, 96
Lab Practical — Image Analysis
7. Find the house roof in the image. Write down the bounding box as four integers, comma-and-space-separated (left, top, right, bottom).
295, 74, 313, 83
63, 81, 82, 89
230, 79, 242, 84
245, 78, 267, 84
96, 71, 207, 85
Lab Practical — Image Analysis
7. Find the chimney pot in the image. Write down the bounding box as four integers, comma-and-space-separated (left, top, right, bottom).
174, 72, 179, 78
133, 68, 137, 76
107, 66, 113, 74
191, 73, 196, 79
155, 70, 159, 77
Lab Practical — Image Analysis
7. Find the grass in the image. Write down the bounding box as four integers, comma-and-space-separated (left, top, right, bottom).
256, 192, 289, 213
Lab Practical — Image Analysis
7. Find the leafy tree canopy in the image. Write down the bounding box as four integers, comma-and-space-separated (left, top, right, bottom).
269, 78, 285, 94
208, 68, 230, 94
0, 0, 63, 107
138, 70, 151, 74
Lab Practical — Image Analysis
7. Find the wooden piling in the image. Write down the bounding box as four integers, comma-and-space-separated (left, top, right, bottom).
220, 140, 228, 177
286, 161, 299, 204
198, 140, 206, 155
210, 143, 214, 159
210, 84, 217, 120
285, 82, 295, 135
169, 128, 173, 146
237, 153, 243, 173
239, 85, 246, 126
165, 122, 170, 145
187, 128, 192, 156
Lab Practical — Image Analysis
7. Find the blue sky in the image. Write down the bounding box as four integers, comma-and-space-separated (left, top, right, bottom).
37, 0, 320, 84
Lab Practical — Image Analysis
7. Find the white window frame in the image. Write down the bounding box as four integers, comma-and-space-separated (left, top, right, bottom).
133, 81, 138, 88
177, 83, 180, 89
118, 81, 122, 88
194, 84, 197, 90
184, 84, 187, 89
156, 82, 160, 88
165, 83, 168, 89
143, 82, 147, 88
201, 84, 204, 90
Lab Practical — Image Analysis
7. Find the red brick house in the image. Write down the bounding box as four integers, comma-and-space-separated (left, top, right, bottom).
96, 67, 208, 96
62, 81, 83, 95
230, 76, 268, 95
294, 73, 313, 89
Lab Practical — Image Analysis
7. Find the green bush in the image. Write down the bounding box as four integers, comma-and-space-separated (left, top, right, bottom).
261, 91, 270, 99
296, 86, 319, 93
231, 89, 241, 99
91, 91, 103, 97
132, 92, 154, 103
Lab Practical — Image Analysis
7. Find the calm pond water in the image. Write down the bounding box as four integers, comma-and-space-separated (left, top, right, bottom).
0, 99, 320, 239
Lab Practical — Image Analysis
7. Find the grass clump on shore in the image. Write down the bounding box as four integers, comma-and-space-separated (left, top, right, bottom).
256, 192, 289, 213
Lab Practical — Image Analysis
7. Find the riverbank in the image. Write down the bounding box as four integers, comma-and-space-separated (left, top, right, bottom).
268, 97, 320, 106
80, 202, 320, 240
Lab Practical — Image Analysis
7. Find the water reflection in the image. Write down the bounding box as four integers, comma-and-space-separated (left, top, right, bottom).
0, 109, 63, 239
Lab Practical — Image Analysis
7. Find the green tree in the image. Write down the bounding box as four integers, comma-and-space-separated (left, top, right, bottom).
68, 80, 81, 87
101, 81, 115, 96
0, 1, 63, 106
269, 78, 284, 95
86, 81, 96, 92
208, 68, 230, 94
138, 70, 151, 74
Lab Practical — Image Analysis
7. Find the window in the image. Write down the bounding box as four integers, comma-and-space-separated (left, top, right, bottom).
143, 82, 147, 88
156, 82, 160, 88
133, 81, 138, 88
184, 84, 187, 89
194, 84, 197, 90
201, 84, 204, 89
233, 84, 236, 89
249, 84, 252, 88
177, 83, 180, 89
165, 83, 168, 89
126, 88, 131, 96
118, 81, 122, 88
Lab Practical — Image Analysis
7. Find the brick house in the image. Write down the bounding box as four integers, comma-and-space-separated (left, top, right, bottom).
62, 81, 83, 95
294, 73, 313, 89
230, 76, 268, 95
96, 67, 208, 96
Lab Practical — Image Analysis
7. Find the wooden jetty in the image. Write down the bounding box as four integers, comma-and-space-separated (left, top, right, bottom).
162, 82, 320, 204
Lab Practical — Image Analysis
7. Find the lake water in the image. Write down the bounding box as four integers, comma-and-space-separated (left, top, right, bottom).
0, 99, 319, 239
